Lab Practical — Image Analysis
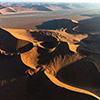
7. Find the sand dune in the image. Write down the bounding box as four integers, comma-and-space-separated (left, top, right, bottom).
0, 28, 32, 55
0, 27, 100, 100
30, 5, 52, 11
0, 7, 16, 13
13, 6, 35, 12
46, 4, 71, 11
10, 5, 52, 12
0, 3, 71, 12
0, 2, 100, 100
0, 55, 97, 100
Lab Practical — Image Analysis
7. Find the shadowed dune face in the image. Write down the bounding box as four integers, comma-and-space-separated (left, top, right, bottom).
75, 17, 100, 33
77, 34, 100, 55
37, 19, 79, 34
37, 19, 77, 30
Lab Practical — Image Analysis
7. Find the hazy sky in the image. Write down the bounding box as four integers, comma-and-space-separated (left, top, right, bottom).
0, 0, 100, 3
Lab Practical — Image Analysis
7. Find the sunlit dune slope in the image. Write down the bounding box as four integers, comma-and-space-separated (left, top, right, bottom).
13, 6, 35, 12
0, 7, 16, 13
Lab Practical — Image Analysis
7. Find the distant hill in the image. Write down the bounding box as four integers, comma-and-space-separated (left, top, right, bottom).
22, 5, 52, 11
13, 6, 34, 12
0, 3, 96, 13
57, 4, 71, 9
46, 4, 71, 11
46, 5, 63, 11
0, 7, 16, 13
0, 3, 72, 12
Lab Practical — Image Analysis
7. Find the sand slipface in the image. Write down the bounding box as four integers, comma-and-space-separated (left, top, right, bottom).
0, 21, 100, 100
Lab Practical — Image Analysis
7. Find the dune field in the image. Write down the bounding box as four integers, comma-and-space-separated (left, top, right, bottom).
0, 2, 100, 100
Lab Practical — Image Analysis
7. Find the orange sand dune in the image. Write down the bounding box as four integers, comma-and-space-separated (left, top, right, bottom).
13, 6, 36, 12
0, 7, 16, 13
0, 28, 32, 55
1, 27, 100, 100
0, 55, 97, 100
11, 5, 52, 12
2, 27, 88, 53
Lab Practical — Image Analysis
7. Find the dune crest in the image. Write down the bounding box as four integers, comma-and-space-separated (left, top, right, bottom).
71, 19, 78, 23
52, 29, 88, 52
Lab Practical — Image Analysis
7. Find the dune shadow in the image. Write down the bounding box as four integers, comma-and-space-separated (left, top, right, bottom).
77, 34, 100, 55
77, 17, 100, 33
36, 19, 80, 34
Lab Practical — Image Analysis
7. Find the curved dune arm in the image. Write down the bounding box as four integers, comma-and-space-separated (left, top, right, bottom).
1, 28, 45, 48
44, 70, 100, 100
1, 28, 57, 51
2, 28, 40, 43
